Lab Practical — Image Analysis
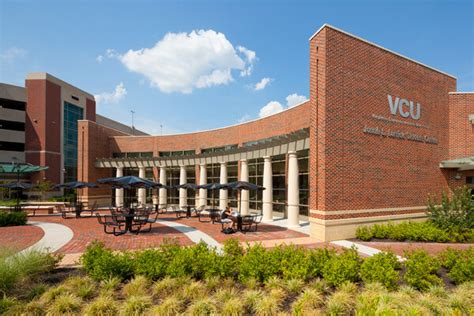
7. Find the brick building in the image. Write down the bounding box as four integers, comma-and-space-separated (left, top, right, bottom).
76, 25, 472, 240
0, 73, 147, 188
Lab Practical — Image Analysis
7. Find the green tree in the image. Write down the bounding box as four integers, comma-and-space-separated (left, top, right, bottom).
427, 186, 473, 230
36, 180, 53, 201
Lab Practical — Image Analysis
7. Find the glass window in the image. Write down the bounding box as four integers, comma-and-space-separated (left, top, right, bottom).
63, 102, 84, 183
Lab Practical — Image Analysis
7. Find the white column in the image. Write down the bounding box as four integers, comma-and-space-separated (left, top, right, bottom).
262, 156, 273, 221
240, 159, 249, 215
159, 167, 167, 206
199, 163, 207, 207
179, 165, 187, 208
219, 162, 228, 210
138, 167, 146, 206
287, 151, 300, 227
115, 167, 123, 207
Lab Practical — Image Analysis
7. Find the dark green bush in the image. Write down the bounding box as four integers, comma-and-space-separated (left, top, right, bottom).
403, 250, 442, 291
360, 252, 401, 289
306, 248, 335, 279
322, 248, 362, 287
427, 186, 474, 230
355, 221, 473, 243
0, 211, 27, 226
439, 248, 474, 284
238, 243, 279, 283
81, 241, 135, 281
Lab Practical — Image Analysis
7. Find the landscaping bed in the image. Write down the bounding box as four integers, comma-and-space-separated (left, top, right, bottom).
2, 239, 473, 315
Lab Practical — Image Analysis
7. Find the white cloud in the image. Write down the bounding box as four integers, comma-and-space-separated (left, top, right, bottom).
237, 46, 256, 76
96, 55, 104, 63
286, 93, 308, 107
238, 114, 251, 123
254, 77, 272, 91
259, 101, 283, 118
106, 49, 119, 58
1, 47, 27, 61
94, 82, 127, 104
119, 30, 256, 94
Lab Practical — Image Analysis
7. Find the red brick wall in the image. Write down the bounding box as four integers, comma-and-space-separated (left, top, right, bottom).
25, 79, 62, 183
85, 98, 96, 122
109, 102, 310, 154
78, 120, 128, 201
310, 26, 456, 216
448, 93, 474, 159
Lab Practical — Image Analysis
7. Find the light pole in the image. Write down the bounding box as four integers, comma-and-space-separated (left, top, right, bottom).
130, 110, 135, 135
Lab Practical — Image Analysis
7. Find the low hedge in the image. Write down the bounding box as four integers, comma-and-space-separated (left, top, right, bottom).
0, 211, 28, 227
356, 221, 474, 243
80, 239, 474, 290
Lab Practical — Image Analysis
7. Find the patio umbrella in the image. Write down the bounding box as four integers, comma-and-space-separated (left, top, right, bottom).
222, 181, 265, 215
196, 183, 226, 209
0, 182, 35, 211
53, 181, 99, 205
53, 181, 98, 189
97, 176, 161, 207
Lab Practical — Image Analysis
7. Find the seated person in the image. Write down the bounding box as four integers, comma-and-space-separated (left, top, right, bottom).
220, 203, 234, 231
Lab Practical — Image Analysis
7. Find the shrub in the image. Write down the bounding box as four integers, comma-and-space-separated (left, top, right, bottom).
355, 221, 473, 243
292, 288, 324, 315
63, 276, 96, 300
81, 241, 135, 281
360, 252, 401, 289
404, 250, 442, 291
84, 295, 118, 316
439, 248, 474, 284
46, 293, 82, 315
0, 297, 16, 314
322, 248, 362, 287
186, 298, 217, 315
221, 238, 244, 278
356, 225, 373, 241
151, 295, 183, 315
239, 243, 278, 283
152, 276, 182, 299
0, 211, 27, 227
0, 248, 59, 295
427, 186, 474, 230
306, 248, 335, 278
119, 295, 152, 316
275, 245, 310, 280
325, 282, 356, 315
122, 275, 150, 297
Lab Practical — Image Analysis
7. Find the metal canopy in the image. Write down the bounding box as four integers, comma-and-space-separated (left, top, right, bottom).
0, 163, 49, 174
439, 156, 474, 171
96, 128, 310, 169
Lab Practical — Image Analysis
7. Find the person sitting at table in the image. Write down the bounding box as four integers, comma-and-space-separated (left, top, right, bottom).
220, 203, 234, 232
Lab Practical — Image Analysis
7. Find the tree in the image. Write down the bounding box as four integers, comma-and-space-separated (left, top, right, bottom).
36, 180, 53, 201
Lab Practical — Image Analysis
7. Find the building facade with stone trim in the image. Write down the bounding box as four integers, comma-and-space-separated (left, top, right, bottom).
77, 24, 474, 241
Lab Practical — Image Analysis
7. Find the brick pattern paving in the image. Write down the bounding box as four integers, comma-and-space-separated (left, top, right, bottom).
30, 212, 308, 254
357, 241, 474, 256
157, 213, 308, 243
0, 224, 44, 251
33, 216, 193, 253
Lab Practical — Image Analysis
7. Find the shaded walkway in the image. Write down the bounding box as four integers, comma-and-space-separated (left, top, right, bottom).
21, 221, 73, 253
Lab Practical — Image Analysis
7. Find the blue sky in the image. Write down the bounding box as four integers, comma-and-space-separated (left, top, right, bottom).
1, 0, 473, 135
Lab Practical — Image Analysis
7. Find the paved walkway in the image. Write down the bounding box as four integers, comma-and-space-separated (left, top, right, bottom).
20, 221, 73, 253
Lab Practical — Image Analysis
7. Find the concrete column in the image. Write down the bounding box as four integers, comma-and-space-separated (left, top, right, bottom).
287, 151, 300, 227
115, 167, 123, 207
179, 165, 187, 208
159, 167, 167, 206
199, 163, 207, 207
219, 162, 228, 210
262, 156, 273, 221
152, 167, 159, 206
138, 167, 146, 206
240, 159, 249, 215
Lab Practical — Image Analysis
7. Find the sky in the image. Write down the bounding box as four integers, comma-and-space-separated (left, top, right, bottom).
1, 0, 473, 135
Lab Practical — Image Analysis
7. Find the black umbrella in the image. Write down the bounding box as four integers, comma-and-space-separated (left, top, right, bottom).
97, 176, 161, 207
196, 183, 227, 209
221, 181, 265, 215
53, 181, 98, 189
0, 182, 35, 190
0, 182, 35, 211
175, 183, 199, 190
53, 181, 99, 206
